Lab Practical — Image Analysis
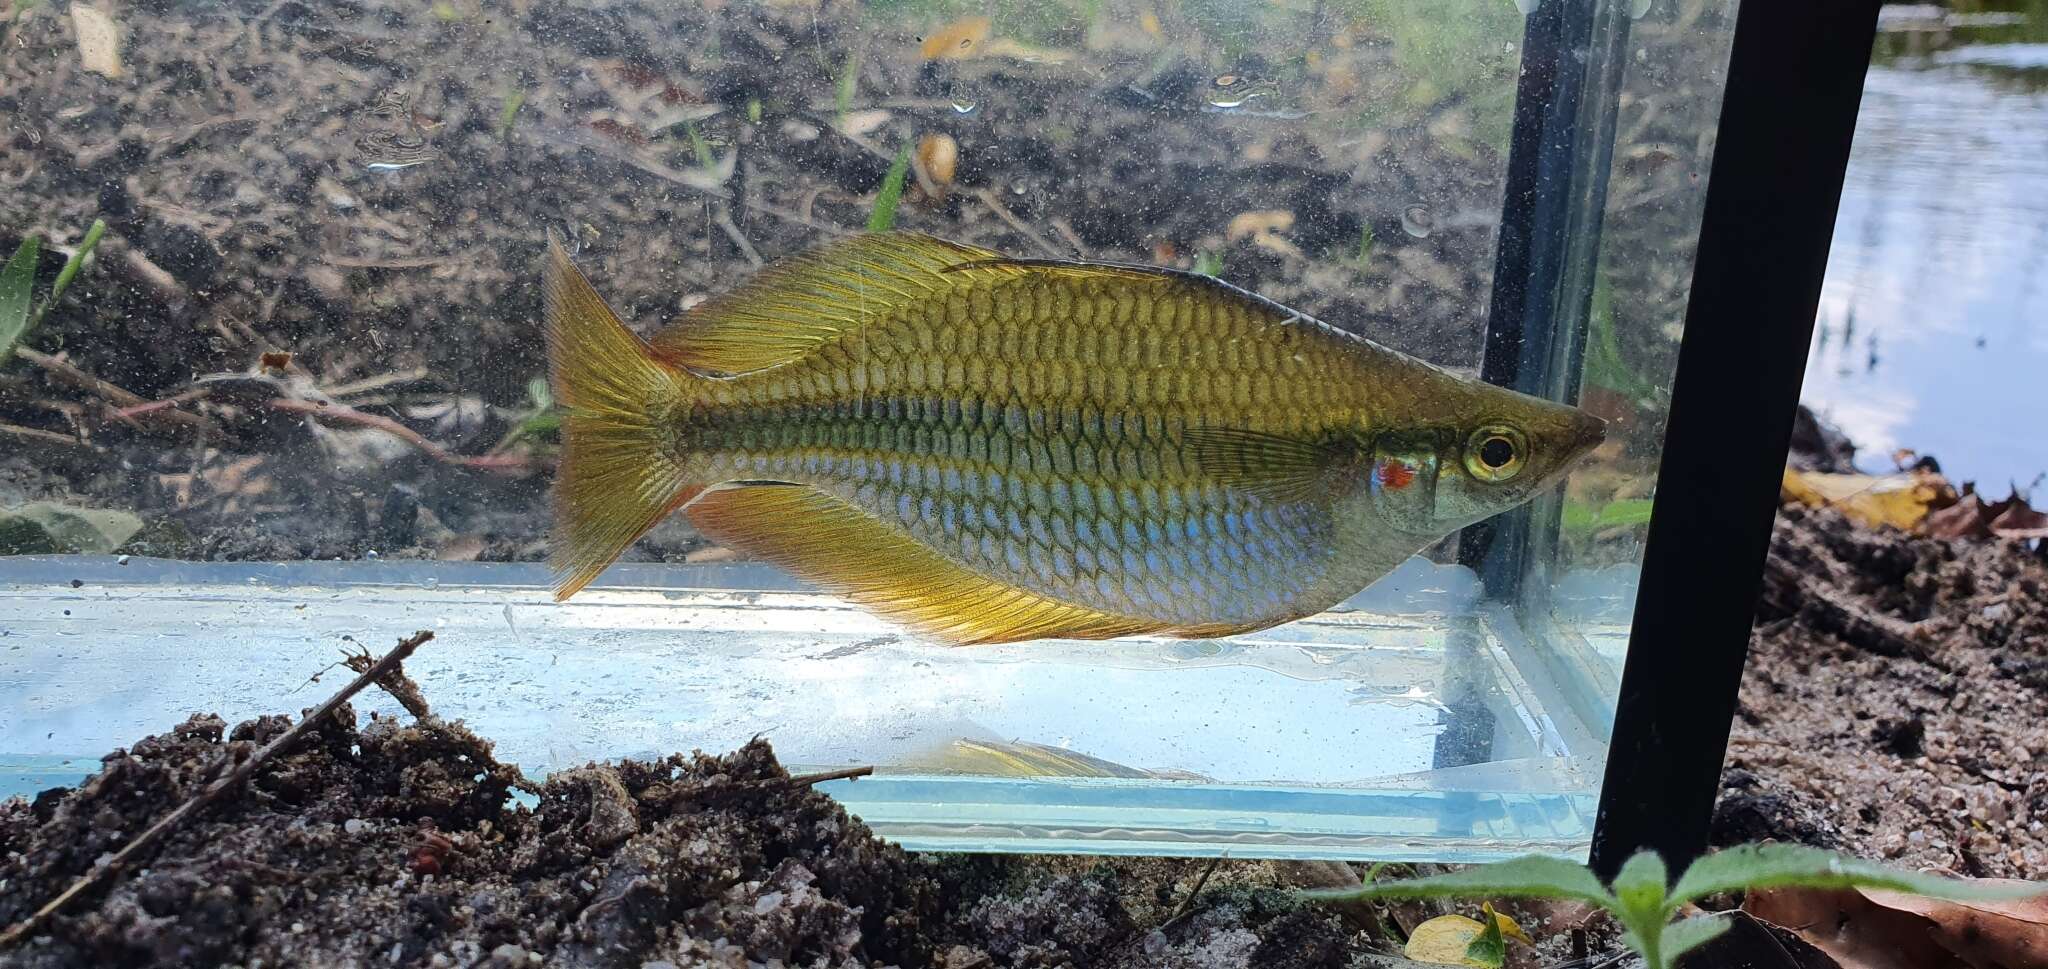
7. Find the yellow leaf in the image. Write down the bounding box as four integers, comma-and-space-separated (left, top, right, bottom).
921, 16, 991, 60
1781, 468, 1954, 532
1405, 908, 1532, 967
1406, 915, 1492, 966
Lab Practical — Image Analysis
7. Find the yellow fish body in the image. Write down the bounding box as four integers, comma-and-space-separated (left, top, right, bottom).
544, 232, 1604, 644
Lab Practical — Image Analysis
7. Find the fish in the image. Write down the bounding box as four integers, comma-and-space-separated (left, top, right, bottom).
542, 231, 1605, 645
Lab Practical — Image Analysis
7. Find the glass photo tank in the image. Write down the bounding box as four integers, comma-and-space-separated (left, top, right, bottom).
1, 0, 1738, 861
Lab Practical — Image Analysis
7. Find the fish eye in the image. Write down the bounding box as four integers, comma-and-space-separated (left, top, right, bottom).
1464, 425, 1527, 483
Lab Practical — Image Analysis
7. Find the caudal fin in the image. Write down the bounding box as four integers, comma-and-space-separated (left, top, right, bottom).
543, 231, 699, 600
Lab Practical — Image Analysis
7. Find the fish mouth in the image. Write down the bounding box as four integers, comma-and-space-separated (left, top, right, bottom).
1568, 410, 1609, 460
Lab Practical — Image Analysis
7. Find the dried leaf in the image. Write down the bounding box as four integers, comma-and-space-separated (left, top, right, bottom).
1780, 469, 1954, 532
917, 133, 958, 187
1987, 499, 2048, 539
70, 4, 123, 78
1746, 879, 2048, 969
1860, 884, 2048, 968
921, 16, 991, 60
1226, 209, 1296, 241
1402, 907, 1529, 967
1925, 493, 1995, 540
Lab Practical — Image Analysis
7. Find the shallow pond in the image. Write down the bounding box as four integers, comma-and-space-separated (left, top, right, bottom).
1804, 9, 2048, 488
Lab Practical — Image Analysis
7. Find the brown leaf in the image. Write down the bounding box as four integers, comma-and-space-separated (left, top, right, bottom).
1926, 493, 1994, 540
1988, 499, 2048, 539
1745, 886, 1967, 969
1860, 885, 2048, 968
921, 16, 991, 60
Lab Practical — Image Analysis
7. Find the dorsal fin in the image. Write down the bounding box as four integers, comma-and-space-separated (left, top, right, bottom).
651, 233, 1004, 375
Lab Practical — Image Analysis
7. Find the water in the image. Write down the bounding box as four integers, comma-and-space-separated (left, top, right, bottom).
0, 0, 1738, 860
1804, 11, 2048, 488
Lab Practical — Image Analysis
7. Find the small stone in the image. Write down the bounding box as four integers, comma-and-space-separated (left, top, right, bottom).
754, 891, 785, 915
344, 818, 368, 834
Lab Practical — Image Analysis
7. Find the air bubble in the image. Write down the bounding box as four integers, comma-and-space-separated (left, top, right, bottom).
1630, 0, 1653, 18
1400, 204, 1435, 238
950, 95, 980, 115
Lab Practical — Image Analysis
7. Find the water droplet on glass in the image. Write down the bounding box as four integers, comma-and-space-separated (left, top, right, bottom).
1512, 0, 1541, 14
950, 95, 980, 116
1400, 204, 1435, 238
1503, 41, 1517, 55
116, 554, 130, 565
423, 577, 440, 590
1630, 0, 1653, 18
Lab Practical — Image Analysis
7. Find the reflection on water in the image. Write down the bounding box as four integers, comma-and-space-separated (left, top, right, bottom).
1804, 11, 2048, 488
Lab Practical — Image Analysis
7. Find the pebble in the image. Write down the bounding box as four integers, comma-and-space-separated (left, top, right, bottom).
642, 962, 680, 969
489, 944, 529, 966
344, 818, 368, 834
753, 891, 784, 915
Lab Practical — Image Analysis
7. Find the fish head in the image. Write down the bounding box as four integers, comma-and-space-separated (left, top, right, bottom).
1367, 377, 1607, 535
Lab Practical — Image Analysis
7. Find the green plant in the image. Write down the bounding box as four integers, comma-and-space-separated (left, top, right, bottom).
496, 88, 527, 141
1307, 843, 2045, 969
867, 142, 912, 233
1192, 250, 1223, 277
2, 219, 107, 363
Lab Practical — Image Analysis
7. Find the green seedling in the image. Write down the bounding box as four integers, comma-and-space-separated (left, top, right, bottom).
497, 89, 527, 141
867, 142, 912, 233
2, 218, 107, 363
1307, 843, 2045, 969
685, 121, 720, 176
835, 49, 861, 126
1352, 223, 1376, 269
1192, 250, 1223, 277
498, 376, 560, 449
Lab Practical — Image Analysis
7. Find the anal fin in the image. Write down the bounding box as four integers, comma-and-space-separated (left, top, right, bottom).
685, 484, 1159, 645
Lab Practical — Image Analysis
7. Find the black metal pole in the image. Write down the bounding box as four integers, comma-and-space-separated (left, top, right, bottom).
1587, 0, 1883, 879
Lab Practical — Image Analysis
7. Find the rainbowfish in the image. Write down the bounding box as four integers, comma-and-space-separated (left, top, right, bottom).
543, 232, 1604, 644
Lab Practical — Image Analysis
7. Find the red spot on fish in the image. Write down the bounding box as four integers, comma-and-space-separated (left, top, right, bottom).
1377, 459, 1416, 491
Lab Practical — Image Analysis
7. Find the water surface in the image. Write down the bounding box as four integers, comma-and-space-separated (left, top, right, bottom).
1804, 15, 2048, 487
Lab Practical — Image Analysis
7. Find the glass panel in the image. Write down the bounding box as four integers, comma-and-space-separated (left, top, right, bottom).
2, 0, 1734, 860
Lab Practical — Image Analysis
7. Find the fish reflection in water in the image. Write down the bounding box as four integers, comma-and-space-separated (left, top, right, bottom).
899, 738, 1211, 781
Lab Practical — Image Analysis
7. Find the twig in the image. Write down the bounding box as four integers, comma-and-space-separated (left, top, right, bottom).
263, 397, 533, 473
973, 188, 1064, 258
787, 765, 873, 786
15, 348, 210, 429
0, 630, 435, 949
714, 205, 764, 268
1159, 853, 1226, 932
342, 646, 431, 719
324, 367, 434, 399
0, 421, 97, 451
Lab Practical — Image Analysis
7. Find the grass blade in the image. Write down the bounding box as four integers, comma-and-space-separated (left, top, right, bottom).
867, 142, 911, 233
44, 218, 106, 310
1, 235, 40, 363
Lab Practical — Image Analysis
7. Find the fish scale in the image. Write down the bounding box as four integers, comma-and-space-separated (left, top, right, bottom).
543, 231, 1605, 643
669, 273, 1352, 626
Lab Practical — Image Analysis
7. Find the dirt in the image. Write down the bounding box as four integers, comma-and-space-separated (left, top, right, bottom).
1714, 503, 2048, 880
0, 706, 1363, 969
